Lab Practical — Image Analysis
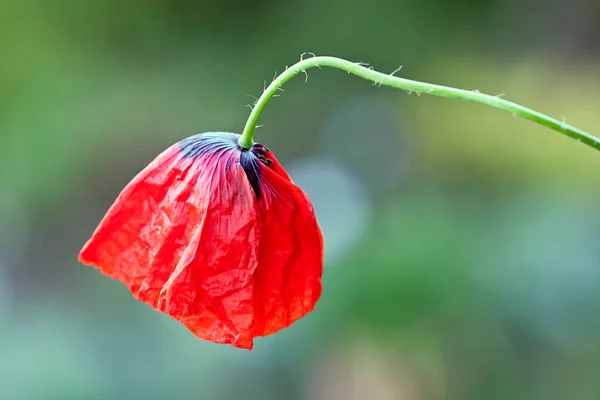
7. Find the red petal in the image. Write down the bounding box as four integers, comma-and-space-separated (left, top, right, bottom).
80, 146, 260, 347
251, 163, 323, 338
79, 145, 193, 306
155, 151, 261, 349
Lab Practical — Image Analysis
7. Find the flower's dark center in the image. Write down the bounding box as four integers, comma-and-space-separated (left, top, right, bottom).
250, 143, 273, 167
178, 133, 272, 200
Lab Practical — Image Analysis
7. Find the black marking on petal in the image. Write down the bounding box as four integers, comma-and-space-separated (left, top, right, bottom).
240, 150, 262, 199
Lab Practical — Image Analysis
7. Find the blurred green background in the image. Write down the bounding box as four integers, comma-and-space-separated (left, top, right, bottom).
2, 0, 600, 399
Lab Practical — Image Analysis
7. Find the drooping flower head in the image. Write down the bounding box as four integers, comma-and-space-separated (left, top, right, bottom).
79, 132, 323, 349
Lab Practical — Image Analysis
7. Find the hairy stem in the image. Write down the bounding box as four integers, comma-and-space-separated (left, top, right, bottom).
238, 56, 599, 152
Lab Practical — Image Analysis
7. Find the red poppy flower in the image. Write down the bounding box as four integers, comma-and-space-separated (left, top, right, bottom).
79, 132, 323, 349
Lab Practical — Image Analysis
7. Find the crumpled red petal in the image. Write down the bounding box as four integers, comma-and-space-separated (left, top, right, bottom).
79, 133, 323, 349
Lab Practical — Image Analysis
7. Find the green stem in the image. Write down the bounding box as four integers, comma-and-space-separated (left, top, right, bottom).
238, 56, 599, 152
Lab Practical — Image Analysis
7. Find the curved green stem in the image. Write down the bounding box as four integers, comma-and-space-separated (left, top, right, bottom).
238, 56, 599, 152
